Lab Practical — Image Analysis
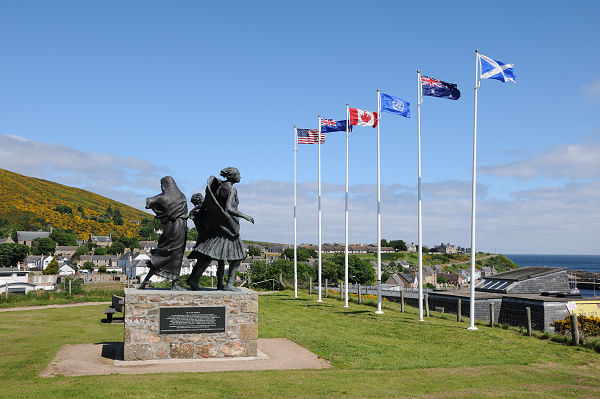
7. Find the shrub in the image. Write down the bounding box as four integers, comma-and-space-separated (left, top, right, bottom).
552, 314, 600, 337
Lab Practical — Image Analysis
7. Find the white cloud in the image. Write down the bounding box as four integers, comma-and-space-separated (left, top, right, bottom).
0, 133, 169, 210
584, 78, 600, 100
236, 178, 600, 254
480, 144, 600, 179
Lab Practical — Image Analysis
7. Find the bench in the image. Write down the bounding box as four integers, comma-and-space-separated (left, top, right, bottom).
104, 295, 125, 323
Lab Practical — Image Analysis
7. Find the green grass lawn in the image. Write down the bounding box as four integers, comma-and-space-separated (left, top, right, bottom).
1, 290, 599, 398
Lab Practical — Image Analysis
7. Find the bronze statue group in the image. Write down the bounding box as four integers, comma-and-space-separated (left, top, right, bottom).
139, 167, 254, 291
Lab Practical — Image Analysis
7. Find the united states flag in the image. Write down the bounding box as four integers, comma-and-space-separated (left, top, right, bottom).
297, 129, 325, 144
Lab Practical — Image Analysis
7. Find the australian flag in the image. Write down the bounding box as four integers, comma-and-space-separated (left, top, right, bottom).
421, 75, 460, 100
320, 118, 352, 133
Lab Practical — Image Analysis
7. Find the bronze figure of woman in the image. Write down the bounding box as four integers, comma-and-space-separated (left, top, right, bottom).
139, 176, 188, 290
187, 167, 254, 291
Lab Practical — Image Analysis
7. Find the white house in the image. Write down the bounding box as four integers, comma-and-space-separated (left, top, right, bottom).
26, 255, 53, 270
58, 265, 76, 276
0, 268, 35, 294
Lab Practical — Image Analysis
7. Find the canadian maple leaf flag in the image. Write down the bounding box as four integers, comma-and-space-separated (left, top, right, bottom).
349, 107, 378, 128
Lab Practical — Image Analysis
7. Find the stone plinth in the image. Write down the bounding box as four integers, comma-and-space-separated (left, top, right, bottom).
124, 288, 258, 361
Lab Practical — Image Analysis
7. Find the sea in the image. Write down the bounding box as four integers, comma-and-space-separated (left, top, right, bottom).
506, 254, 600, 298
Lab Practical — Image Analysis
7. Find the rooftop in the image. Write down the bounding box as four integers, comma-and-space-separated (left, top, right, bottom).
489, 266, 566, 282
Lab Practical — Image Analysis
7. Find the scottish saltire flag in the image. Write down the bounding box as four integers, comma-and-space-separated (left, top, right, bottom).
297, 129, 325, 144
380, 93, 410, 118
421, 75, 460, 100
479, 54, 515, 83
320, 118, 352, 133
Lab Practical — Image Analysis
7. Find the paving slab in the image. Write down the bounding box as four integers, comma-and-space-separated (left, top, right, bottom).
40, 338, 330, 377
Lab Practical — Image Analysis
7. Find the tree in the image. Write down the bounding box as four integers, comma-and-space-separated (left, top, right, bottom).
72, 244, 91, 260
0, 243, 29, 267
82, 261, 94, 271
187, 228, 198, 242
329, 254, 375, 285
139, 218, 160, 240
43, 258, 59, 275
108, 241, 125, 255
321, 259, 342, 283
31, 238, 56, 255
98, 265, 107, 273
389, 240, 407, 251
49, 229, 78, 246
94, 246, 107, 255
437, 275, 448, 284
281, 247, 316, 262
247, 245, 261, 257
54, 205, 73, 214
112, 208, 123, 225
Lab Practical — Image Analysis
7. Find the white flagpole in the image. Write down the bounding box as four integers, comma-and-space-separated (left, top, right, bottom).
294, 126, 298, 298
317, 116, 323, 303
417, 70, 424, 322
469, 50, 480, 330
344, 104, 349, 308
376, 89, 383, 314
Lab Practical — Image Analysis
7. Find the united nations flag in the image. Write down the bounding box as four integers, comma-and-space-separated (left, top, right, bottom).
380, 93, 410, 118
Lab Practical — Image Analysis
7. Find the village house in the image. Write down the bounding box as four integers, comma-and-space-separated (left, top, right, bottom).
139, 241, 158, 252
480, 266, 497, 277
58, 264, 76, 276
55, 246, 78, 257
385, 273, 418, 288
0, 267, 35, 294
89, 235, 112, 247
0, 236, 15, 245
434, 242, 458, 254
17, 231, 50, 246
406, 242, 416, 253
25, 255, 53, 270
78, 255, 119, 268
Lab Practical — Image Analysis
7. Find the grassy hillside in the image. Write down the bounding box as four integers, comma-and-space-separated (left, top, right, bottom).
0, 168, 151, 239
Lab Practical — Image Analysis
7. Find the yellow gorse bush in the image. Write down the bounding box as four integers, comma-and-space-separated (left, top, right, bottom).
552, 314, 600, 337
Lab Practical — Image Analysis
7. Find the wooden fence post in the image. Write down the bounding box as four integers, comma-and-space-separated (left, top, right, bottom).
401, 290, 405, 313
425, 293, 429, 317
325, 279, 328, 298
570, 313, 580, 345
457, 299, 462, 322
68, 279, 71, 296
309, 276, 312, 295
358, 284, 362, 304
340, 282, 343, 300
526, 307, 532, 336
489, 303, 495, 327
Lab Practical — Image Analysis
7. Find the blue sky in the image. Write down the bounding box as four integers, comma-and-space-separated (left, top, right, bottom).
1, 1, 599, 254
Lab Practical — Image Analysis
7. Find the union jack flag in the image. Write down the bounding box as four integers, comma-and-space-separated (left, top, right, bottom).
297, 129, 325, 144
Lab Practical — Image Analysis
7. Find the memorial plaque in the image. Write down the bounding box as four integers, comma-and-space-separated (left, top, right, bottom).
159, 306, 225, 334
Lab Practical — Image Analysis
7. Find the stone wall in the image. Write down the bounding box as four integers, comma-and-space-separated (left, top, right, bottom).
124, 288, 258, 361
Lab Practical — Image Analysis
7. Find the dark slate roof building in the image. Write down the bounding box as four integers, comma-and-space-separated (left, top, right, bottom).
17, 231, 50, 245
476, 266, 569, 294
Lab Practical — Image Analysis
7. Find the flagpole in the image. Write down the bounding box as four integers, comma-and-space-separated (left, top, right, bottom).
317, 115, 323, 303
294, 125, 298, 298
376, 89, 383, 314
344, 104, 349, 308
468, 50, 480, 330
417, 70, 424, 322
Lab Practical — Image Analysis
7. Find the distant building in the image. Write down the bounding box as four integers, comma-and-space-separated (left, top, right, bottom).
17, 231, 50, 246
25, 255, 53, 270
435, 242, 457, 254
0, 237, 14, 245
476, 267, 569, 294
56, 246, 78, 257
139, 241, 158, 252
406, 242, 416, 253
90, 235, 112, 247
480, 266, 497, 277
59, 265, 76, 275
385, 273, 418, 288
0, 268, 34, 294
